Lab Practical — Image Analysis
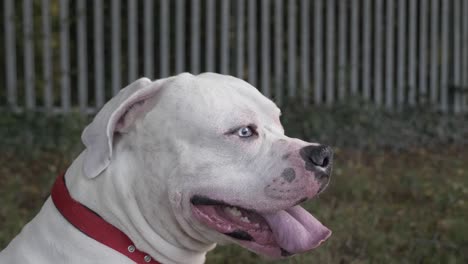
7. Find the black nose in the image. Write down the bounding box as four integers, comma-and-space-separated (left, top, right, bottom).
300, 145, 333, 171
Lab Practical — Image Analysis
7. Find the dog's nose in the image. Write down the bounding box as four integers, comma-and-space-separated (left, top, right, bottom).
300, 145, 333, 171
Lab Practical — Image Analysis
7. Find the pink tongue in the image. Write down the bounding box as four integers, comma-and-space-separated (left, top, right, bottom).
260, 206, 331, 254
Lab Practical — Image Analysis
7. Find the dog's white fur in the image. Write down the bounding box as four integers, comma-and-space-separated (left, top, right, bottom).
0, 73, 323, 264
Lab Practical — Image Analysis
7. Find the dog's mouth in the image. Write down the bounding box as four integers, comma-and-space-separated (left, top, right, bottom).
190, 195, 331, 258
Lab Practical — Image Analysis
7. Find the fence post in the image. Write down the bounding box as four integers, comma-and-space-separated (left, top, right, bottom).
288, 0, 297, 98
397, 0, 407, 110
144, 0, 154, 78
4, 0, 17, 110
77, 0, 88, 113
176, 0, 185, 73
94, 0, 105, 108
23, 0, 35, 110
463, 0, 468, 112
301, 0, 310, 106
338, 0, 347, 102
440, 0, 450, 112
261, 0, 271, 97
111, 0, 121, 95
313, 0, 323, 104
221, 0, 230, 75
326, 0, 335, 106
248, 0, 257, 86
236, 0, 245, 79
191, 0, 201, 74
374, 0, 383, 107
419, 0, 429, 105
350, 0, 359, 97
128, 0, 138, 82
429, 0, 439, 107
206, 0, 216, 73
362, 0, 371, 101
160, 0, 169, 77
42, 0, 53, 110
385, 0, 394, 110
60, 0, 71, 112
453, 0, 462, 113
273, 0, 283, 105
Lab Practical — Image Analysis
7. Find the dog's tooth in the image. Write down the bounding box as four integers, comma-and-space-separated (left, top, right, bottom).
231, 207, 242, 217
224, 206, 242, 217
240, 216, 251, 223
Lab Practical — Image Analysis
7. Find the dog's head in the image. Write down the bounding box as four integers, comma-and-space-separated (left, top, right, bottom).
81, 73, 333, 259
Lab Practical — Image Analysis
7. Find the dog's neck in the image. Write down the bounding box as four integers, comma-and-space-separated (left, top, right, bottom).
64, 152, 215, 264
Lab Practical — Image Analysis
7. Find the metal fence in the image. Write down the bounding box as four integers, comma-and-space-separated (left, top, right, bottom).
2, 0, 468, 114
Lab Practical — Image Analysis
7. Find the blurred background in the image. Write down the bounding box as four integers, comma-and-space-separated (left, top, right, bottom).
1, 0, 467, 263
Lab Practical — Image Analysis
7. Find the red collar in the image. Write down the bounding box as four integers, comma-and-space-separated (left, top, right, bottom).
51, 173, 161, 264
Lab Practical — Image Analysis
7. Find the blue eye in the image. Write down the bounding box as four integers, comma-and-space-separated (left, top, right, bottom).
238, 127, 254, 137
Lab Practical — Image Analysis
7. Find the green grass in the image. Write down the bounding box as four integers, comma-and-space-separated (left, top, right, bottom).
1, 106, 467, 263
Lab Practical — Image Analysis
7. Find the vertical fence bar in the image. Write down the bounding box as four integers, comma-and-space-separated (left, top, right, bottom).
77, 0, 88, 113
453, 0, 461, 113
221, 0, 230, 74
288, 0, 296, 97
160, 0, 169, 77
419, 0, 428, 104
326, 0, 335, 106
350, 0, 359, 96
362, 0, 371, 100
144, 0, 154, 78
385, 0, 394, 110
23, 0, 35, 109
440, 0, 449, 112
60, 0, 71, 111
191, 0, 201, 74
314, 0, 323, 104
42, 0, 53, 109
248, 0, 257, 86
236, 0, 245, 78
128, 0, 137, 81
4, 0, 17, 109
397, 0, 406, 109
206, 0, 215, 72
274, 0, 283, 105
261, 0, 270, 97
300, 0, 310, 105
337, 0, 347, 101
429, 0, 439, 105
111, 0, 121, 95
176, 0, 185, 73
94, 0, 104, 108
408, 0, 417, 106
374, 0, 382, 106
462, 0, 468, 112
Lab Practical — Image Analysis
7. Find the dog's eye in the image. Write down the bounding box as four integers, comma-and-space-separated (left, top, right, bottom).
237, 126, 254, 138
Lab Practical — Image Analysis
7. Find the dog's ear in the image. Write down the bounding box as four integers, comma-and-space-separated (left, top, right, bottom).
81, 77, 163, 178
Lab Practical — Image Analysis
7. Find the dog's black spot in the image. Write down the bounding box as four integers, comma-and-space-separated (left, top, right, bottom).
190, 195, 225, 206
225, 230, 253, 241
280, 248, 293, 257
281, 168, 296, 183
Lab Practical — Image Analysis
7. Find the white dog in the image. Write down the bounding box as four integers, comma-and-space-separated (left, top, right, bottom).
0, 73, 333, 264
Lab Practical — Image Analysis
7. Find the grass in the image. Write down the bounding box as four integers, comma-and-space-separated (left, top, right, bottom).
1, 104, 467, 263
